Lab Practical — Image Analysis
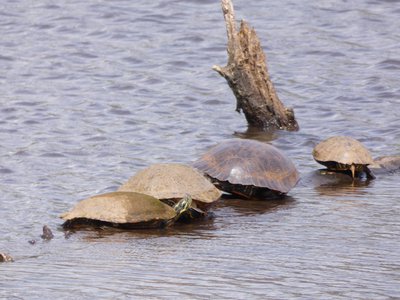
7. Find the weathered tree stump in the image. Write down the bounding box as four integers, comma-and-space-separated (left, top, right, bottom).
213, 0, 299, 131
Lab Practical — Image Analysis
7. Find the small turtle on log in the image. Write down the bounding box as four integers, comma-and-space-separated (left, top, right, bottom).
313, 136, 375, 179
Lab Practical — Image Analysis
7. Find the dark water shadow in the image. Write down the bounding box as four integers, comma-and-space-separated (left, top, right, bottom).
216, 194, 297, 216
300, 169, 373, 197
58, 214, 218, 241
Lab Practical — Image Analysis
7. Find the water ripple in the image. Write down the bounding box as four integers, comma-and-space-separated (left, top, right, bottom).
1, 0, 399, 299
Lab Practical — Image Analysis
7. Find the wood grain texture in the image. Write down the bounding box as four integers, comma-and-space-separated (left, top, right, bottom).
214, 0, 299, 131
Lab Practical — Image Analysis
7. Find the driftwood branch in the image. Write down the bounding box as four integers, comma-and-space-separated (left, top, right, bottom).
214, 0, 299, 131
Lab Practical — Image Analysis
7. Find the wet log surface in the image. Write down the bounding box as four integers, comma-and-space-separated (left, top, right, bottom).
370, 155, 400, 174
0, 252, 13, 262
213, 0, 299, 131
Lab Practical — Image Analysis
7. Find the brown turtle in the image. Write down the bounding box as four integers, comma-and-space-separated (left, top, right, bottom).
312, 136, 375, 179
192, 139, 299, 199
61, 192, 192, 229
118, 163, 221, 212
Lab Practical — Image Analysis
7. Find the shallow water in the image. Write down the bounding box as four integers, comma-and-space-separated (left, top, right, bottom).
1, 0, 399, 299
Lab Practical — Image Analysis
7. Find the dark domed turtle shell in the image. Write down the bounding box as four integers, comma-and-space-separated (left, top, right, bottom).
61, 192, 192, 229
193, 139, 299, 199
312, 136, 374, 179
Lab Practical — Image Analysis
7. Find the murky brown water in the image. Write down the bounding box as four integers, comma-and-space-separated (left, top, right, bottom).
1, 0, 399, 298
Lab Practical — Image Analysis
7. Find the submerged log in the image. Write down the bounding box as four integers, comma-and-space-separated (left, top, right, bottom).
370, 155, 400, 174
213, 0, 299, 131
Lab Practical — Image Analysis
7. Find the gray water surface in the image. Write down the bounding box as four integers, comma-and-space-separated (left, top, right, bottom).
1, 0, 399, 299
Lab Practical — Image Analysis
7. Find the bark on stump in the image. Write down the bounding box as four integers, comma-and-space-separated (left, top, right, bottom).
213, 0, 299, 131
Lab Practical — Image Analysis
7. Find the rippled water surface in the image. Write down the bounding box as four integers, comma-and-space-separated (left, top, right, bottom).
1, 0, 399, 299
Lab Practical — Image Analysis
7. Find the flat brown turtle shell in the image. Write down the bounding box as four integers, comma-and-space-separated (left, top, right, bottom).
61, 192, 177, 229
313, 136, 373, 166
117, 163, 221, 210
192, 139, 299, 195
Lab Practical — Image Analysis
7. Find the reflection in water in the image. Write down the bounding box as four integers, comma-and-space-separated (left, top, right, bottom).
301, 169, 373, 197
233, 127, 277, 143
218, 194, 296, 216
1, 0, 400, 298
233, 127, 306, 155
61, 214, 218, 242
67, 226, 176, 242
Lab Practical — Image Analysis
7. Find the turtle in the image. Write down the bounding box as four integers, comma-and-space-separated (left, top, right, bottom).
192, 139, 299, 199
117, 163, 222, 213
312, 136, 375, 179
60, 191, 192, 229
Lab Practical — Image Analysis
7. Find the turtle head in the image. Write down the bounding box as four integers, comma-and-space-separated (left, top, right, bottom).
173, 194, 192, 218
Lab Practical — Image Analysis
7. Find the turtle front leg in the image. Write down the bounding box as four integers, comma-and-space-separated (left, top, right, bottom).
350, 164, 356, 179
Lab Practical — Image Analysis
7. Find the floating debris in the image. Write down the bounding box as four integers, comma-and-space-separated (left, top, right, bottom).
41, 225, 54, 240
0, 252, 13, 263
